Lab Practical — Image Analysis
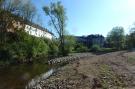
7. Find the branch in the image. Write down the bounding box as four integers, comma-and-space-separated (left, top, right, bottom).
48, 13, 60, 36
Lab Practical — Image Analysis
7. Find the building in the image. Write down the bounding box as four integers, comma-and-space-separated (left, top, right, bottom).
75, 34, 105, 48
24, 22, 53, 39
1, 12, 53, 40
8, 20, 53, 40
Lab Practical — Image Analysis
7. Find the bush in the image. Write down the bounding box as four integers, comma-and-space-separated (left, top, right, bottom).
33, 38, 49, 56
100, 48, 116, 52
0, 47, 11, 62
75, 43, 88, 52
0, 30, 57, 65
48, 41, 59, 57
64, 35, 76, 55
91, 44, 101, 52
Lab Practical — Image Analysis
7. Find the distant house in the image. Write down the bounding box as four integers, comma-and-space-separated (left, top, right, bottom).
75, 34, 105, 48
1, 12, 53, 40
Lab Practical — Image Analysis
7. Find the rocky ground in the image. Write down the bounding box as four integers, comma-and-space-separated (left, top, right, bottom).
36, 51, 135, 89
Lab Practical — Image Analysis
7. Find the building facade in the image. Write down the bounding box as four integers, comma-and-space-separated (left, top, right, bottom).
7, 19, 53, 40
24, 24, 53, 39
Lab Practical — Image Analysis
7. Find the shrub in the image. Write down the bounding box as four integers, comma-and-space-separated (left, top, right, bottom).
64, 35, 76, 55
91, 44, 101, 52
0, 46, 11, 62
100, 48, 116, 53
33, 38, 49, 56
0, 30, 53, 65
8, 42, 28, 63
75, 43, 88, 52
48, 41, 59, 57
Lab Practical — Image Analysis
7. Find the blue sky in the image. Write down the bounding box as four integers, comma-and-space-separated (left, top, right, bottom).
32, 0, 135, 37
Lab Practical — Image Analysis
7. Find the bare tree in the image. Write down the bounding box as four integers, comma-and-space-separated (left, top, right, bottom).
21, 0, 37, 21
0, 0, 37, 21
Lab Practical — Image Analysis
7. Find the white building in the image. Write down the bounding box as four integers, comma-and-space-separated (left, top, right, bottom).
8, 19, 53, 40
24, 24, 53, 40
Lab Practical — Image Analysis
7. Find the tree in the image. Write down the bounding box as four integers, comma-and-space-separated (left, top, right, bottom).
91, 44, 101, 52
0, 0, 22, 14
0, 0, 37, 45
64, 35, 76, 54
74, 43, 88, 52
106, 26, 125, 50
2, 30, 49, 63
0, 0, 4, 9
21, 0, 36, 21
0, 0, 37, 21
127, 25, 135, 48
43, 1, 67, 56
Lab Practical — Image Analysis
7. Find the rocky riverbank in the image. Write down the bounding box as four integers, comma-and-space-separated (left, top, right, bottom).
29, 51, 135, 89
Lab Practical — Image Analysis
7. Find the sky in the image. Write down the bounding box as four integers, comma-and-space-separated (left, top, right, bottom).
32, 0, 135, 37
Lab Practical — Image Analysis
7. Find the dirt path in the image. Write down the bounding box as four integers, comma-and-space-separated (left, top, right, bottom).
35, 51, 135, 89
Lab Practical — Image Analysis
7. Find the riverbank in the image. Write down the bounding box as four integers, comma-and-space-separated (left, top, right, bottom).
32, 51, 135, 89
0, 63, 50, 89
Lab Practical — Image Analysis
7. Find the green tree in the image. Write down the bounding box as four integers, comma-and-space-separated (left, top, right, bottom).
91, 44, 101, 52
107, 26, 125, 50
74, 43, 88, 52
127, 25, 135, 48
48, 40, 59, 57
64, 35, 76, 54
0, 0, 37, 46
0, 0, 4, 9
0, 30, 50, 64
43, 1, 67, 56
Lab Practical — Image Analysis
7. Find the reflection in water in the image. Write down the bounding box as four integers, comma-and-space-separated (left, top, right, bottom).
26, 69, 55, 89
0, 63, 50, 89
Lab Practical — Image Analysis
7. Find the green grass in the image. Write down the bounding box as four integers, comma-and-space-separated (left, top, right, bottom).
97, 64, 125, 89
127, 56, 135, 64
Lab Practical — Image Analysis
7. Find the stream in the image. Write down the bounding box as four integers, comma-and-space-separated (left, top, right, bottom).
0, 63, 51, 89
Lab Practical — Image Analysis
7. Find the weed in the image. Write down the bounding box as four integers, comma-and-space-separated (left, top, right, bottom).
127, 56, 135, 64
96, 64, 125, 89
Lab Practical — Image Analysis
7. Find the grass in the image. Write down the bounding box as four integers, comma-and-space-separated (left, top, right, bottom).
96, 64, 125, 89
127, 56, 135, 64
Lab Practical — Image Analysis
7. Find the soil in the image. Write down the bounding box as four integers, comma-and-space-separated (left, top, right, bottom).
38, 51, 135, 89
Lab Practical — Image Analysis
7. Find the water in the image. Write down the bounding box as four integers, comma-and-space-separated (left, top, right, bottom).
26, 69, 55, 89
0, 63, 50, 89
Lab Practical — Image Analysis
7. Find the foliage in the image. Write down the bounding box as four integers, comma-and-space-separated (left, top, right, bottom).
0, 30, 58, 65
0, 0, 3, 8
90, 44, 101, 52
126, 26, 135, 49
64, 35, 76, 54
0, 0, 37, 47
74, 43, 88, 52
43, 1, 67, 56
106, 26, 125, 50
0, 0, 37, 21
97, 64, 125, 89
100, 48, 115, 53
21, 0, 36, 21
48, 40, 59, 57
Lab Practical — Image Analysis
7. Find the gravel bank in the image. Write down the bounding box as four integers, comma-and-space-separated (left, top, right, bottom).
29, 51, 135, 89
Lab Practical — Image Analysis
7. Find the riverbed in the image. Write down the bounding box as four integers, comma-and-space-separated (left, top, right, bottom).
0, 63, 50, 89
